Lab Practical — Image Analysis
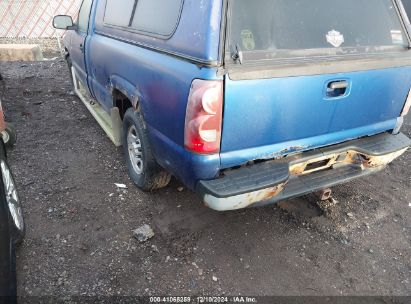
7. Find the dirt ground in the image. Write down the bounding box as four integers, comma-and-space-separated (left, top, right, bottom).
0, 58, 410, 298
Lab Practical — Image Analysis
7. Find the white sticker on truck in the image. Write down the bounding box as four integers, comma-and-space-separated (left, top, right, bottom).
326, 30, 345, 48
241, 29, 256, 51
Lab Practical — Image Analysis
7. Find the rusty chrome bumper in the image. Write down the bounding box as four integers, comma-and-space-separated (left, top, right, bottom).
198, 132, 410, 211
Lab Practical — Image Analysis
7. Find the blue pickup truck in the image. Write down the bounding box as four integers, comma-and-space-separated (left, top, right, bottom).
54, 0, 411, 211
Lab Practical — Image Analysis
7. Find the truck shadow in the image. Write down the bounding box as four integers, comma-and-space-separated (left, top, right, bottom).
151, 178, 324, 240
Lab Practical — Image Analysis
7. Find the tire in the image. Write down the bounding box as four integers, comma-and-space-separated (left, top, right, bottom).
0, 143, 24, 244
7, 243, 17, 301
1, 124, 17, 148
0, 155, 16, 300
122, 108, 171, 191
0, 228, 17, 300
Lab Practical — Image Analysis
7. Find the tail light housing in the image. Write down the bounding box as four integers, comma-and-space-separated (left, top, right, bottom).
401, 88, 411, 117
185, 80, 223, 154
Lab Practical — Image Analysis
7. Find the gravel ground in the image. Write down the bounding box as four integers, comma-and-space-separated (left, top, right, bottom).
0, 58, 410, 298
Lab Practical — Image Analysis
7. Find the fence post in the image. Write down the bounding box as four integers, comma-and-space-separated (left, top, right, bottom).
47, 0, 63, 57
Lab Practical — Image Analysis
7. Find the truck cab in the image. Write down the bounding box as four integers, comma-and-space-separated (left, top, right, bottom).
54, 0, 411, 211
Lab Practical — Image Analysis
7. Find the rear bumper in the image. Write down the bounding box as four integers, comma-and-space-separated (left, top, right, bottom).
197, 132, 410, 211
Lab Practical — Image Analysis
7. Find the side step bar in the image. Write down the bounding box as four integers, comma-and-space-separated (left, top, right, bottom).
71, 67, 122, 147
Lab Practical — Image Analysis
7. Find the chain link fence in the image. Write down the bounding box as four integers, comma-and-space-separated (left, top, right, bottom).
0, 0, 82, 51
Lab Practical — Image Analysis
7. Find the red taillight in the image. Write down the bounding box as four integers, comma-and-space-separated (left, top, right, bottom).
185, 80, 223, 154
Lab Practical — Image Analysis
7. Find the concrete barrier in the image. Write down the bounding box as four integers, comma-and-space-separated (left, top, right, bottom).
0, 44, 43, 61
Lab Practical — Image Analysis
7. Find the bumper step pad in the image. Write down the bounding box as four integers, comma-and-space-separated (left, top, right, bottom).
198, 162, 289, 198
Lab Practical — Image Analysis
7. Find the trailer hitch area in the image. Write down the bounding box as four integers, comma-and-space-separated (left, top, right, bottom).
315, 188, 333, 201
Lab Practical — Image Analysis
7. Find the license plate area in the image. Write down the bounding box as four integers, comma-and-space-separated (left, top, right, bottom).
290, 155, 341, 176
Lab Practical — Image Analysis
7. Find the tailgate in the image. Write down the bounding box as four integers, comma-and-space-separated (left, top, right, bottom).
220, 66, 411, 168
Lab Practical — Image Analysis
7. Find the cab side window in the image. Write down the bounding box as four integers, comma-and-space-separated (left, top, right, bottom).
103, 0, 135, 27
78, 0, 94, 32
104, 0, 183, 37
131, 0, 182, 36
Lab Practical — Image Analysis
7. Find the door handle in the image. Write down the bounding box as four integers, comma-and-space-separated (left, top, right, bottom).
80, 43, 84, 52
326, 80, 349, 98
329, 81, 348, 90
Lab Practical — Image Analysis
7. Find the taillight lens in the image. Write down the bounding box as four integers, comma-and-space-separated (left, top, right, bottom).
401, 88, 411, 117
185, 80, 223, 154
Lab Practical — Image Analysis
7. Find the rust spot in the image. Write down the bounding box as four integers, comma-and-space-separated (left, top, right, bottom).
261, 184, 285, 201
289, 147, 409, 177
361, 149, 408, 168
241, 183, 286, 208
221, 184, 285, 209
205, 147, 408, 211
257, 145, 309, 161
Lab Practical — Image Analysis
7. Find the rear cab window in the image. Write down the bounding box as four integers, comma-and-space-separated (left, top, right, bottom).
226, 0, 410, 64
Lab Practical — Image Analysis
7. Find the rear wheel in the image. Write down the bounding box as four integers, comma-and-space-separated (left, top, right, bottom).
122, 108, 171, 191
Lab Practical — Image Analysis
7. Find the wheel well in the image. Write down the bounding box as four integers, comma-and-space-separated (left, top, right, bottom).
113, 90, 133, 120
